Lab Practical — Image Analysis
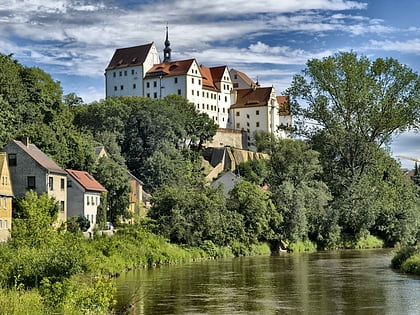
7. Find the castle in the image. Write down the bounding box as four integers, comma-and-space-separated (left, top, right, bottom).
105, 27, 292, 150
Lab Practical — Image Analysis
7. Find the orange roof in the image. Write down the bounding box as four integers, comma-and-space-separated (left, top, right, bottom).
66, 169, 107, 192
276, 96, 291, 116
146, 59, 195, 78
106, 43, 154, 70
199, 65, 218, 90
230, 87, 273, 109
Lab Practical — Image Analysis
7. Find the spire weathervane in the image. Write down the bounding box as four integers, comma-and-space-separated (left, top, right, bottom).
163, 23, 171, 62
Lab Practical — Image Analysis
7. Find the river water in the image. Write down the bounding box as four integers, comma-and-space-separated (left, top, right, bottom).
114, 249, 420, 314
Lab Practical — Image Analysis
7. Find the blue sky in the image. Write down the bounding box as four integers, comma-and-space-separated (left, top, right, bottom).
0, 0, 419, 168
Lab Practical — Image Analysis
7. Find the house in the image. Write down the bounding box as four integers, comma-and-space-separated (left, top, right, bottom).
66, 169, 107, 231
230, 88, 291, 149
2, 139, 68, 222
0, 153, 13, 241
95, 146, 108, 159
211, 171, 243, 197
126, 172, 147, 223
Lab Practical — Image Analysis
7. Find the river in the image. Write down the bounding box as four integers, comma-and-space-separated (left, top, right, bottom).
114, 249, 420, 314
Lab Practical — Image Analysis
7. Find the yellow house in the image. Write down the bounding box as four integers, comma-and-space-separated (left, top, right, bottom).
0, 152, 13, 241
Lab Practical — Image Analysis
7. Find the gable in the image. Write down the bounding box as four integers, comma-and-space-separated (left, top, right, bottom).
0, 153, 13, 196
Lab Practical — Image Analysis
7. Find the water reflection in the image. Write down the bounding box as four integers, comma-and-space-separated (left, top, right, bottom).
115, 250, 420, 314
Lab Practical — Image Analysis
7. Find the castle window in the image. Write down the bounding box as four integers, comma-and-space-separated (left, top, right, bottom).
61, 179, 65, 190
119, 71, 122, 76
236, 123, 240, 128
48, 177, 54, 191
124, 70, 127, 76
206, 104, 209, 110
256, 122, 260, 127
256, 110, 260, 115
192, 78, 194, 84
114, 86, 117, 91
192, 90, 194, 95
120, 85, 124, 90
177, 89, 181, 95
147, 93, 150, 98
131, 69, 135, 75
60, 201, 65, 211
197, 91, 199, 96
133, 84, 136, 89
153, 81, 157, 87
246, 122, 250, 127
174, 77, 178, 84
246, 114, 250, 119
146, 82, 150, 88
113, 72, 116, 77
153, 92, 157, 98
225, 96, 228, 102
236, 112, 240, 116
198, 79, 201, 84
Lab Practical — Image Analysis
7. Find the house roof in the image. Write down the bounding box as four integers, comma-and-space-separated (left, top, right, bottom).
66, 169, 107, 192
127, 171, 144, 186
210, 65, 228, 83
230, 87, 273, 109
12, 140, 67, 175
106, 43, 154, 70
199, 65, 218, 91
231, 69, 258, 88
145, 59, 195, 78
276, 96, 291, 116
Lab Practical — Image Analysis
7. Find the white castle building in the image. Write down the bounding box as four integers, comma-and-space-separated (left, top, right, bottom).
105, 28, 292, 149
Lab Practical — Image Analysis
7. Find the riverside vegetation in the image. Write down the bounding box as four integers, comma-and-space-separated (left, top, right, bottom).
0, 51, 419, 312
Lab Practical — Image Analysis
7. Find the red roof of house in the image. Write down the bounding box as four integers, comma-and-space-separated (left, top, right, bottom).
12, 140, 67, 175
230, 87, 273, 109
199, 65, 218, 90
276, 96, 291, 116
66, 169, 107, 192
209, 66, 228, 83
106, 43, 154, 70
145, 59, 195, 78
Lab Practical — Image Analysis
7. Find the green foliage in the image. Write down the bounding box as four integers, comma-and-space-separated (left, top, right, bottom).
227, 181, 282, 245
267, 139, 332, 243
236, 159, 269, 185
0, 288, 44, 315
289, 240, 317, 253
11, 191, 59, 248
391, 247, 419, 269
92, 157, 131, 224
149, 185, 237, 246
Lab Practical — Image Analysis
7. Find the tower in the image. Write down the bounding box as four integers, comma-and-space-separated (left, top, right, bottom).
163, 24, 171, 62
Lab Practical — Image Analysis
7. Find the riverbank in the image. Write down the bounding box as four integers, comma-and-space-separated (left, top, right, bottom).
391, 246, 420, 275
0, 225, 271, 314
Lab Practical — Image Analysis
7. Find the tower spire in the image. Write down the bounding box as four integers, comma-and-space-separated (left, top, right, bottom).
163, 23, 171, 63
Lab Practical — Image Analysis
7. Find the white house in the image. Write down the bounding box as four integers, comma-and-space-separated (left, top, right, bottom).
66, 169, 107, 231
230, 88, 292, 149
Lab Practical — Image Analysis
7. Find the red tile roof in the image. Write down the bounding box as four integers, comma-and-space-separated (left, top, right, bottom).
145, 59, 195, 78
66, 169, 107, 192
13, 140, 67, 175
199, 65, 218, 90
209, 66, 228, 83
106, 43, 154, 70
276, 96, 291, 116
230, 87, 273, 109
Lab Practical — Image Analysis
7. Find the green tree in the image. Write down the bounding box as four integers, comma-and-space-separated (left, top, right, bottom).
267, 139, 332, 243
92, 157, 131, 224
11, 191, 60, 248
149, 185, 240, 246
227, 181, 282, 245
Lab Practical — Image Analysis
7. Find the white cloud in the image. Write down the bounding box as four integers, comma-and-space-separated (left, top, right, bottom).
368, 39, 420, 53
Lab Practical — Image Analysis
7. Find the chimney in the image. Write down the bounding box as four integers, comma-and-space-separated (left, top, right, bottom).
22, 136, 30, 147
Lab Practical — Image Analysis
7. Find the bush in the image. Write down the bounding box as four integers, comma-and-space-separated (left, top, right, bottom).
391, 247, 418, 269
401, 254, 420, 275
289, 240, 317, 252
